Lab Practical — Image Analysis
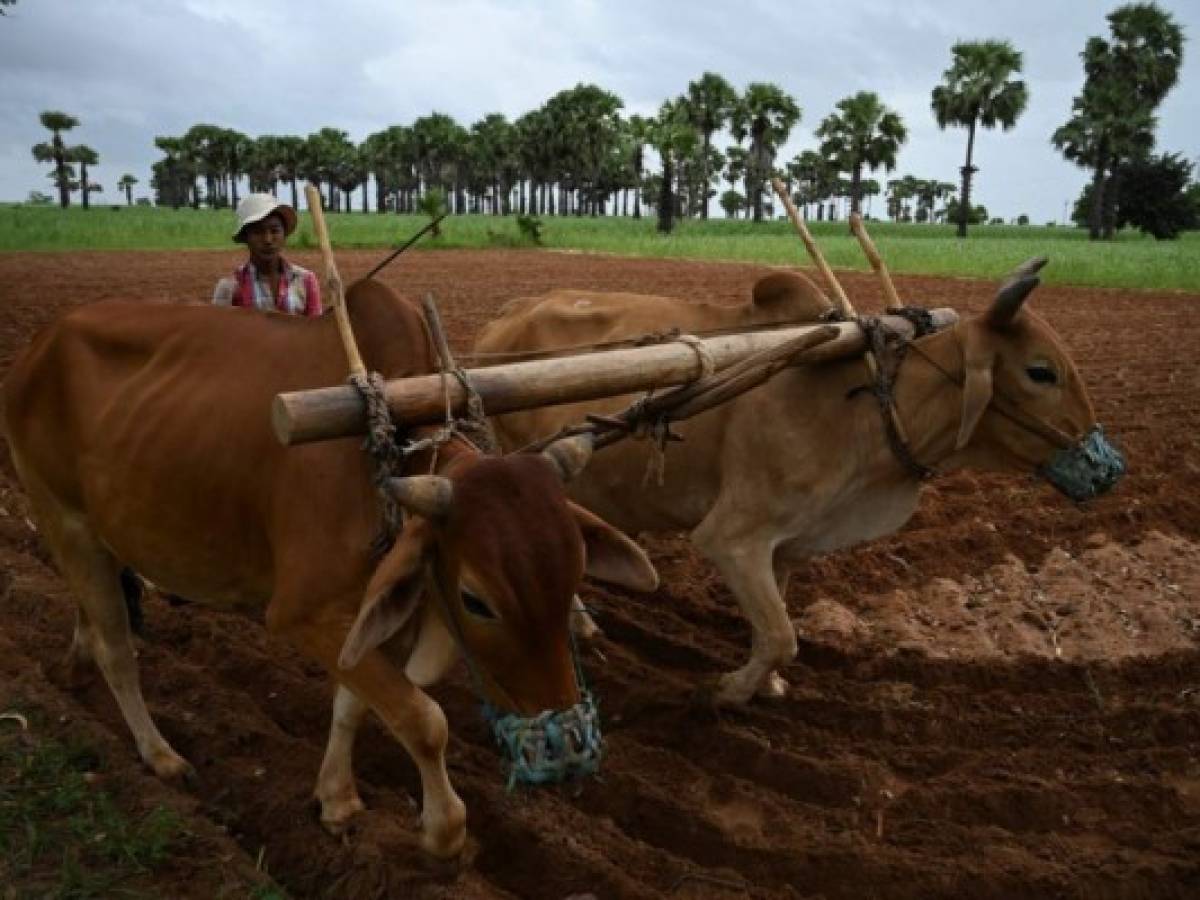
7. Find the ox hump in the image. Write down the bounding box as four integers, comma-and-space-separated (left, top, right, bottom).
750, 271, 833, 323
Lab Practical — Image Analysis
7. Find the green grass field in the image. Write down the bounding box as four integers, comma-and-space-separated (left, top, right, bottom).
2, 204, 1197, 292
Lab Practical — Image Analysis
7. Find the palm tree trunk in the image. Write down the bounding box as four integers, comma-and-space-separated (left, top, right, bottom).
658, 152, 675, 234
957, 119, 977, 239
290, 178, 299, 210
850, 164, 863, 220
1087, 146, 1109, 241
53, 136, 70, 208
80, 161, 90, 210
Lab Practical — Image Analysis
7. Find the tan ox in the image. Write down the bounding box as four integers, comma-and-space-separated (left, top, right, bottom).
476, 265, 1124, 705
2, 280, 657, 857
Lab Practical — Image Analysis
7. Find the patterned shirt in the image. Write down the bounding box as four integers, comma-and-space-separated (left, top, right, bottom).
213, 258, 322, 317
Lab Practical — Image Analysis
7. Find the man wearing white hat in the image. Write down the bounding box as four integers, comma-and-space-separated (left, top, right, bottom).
213, 193, 322, 316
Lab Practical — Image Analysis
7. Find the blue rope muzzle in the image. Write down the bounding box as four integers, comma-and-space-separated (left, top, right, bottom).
484, 688, 603, 789
1039, 425, 1126, 501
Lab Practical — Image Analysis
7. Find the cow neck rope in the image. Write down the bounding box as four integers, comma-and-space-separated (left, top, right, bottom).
846, 315, 936, 481
348, 361, 498, 554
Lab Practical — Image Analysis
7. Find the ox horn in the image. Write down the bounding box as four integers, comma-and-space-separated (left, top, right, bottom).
987, 256, 1048, 329
542, 433, 596, 483
388, 475, 454, 519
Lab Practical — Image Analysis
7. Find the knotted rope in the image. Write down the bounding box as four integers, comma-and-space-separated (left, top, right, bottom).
846, 317, 936, 480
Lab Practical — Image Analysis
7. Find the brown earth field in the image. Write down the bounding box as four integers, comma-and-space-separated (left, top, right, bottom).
1, 248, 1199, 899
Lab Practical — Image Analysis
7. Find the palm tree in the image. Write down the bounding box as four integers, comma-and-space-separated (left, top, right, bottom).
152, 136, 193, 208
516, 109, 554, 215
411, 113, 467, 211
646, 98, 697, 233
65, 145, 100, 209
625, 114, 651, 220
730, 83, 801, 222
816, 91, 907, 221
264, 135, 303, 209
220, 128, 252, 209
117, 173, 138, 205
686, 72, 738, 219
786, 149, 837, 220
1053, 3, 1183, 239
469, 113, 518, 214
931, 40, 1028, 238
657, 99, 698, 231
31, 110, 80, 208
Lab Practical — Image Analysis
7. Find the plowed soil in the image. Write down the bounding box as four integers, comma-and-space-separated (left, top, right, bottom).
1, 249, 1198, 899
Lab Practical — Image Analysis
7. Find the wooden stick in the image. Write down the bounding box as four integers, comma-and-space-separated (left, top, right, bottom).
770, 177, 854, 318
271, 311, 958, 446
304, 183, 366, 378
849, 212, 902, 308
771, 179, 913, 448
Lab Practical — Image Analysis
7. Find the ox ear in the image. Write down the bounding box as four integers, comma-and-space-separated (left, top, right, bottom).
338, 520, 432, 670
956, 326, 996, 451
568, 501, 659, 592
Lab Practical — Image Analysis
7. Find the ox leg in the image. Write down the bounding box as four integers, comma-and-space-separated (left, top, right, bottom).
280, 619, 466, 857
314, 684, 369, 832
757, 555, 795, 700
60, 606, 98, 689
44, 517, 191, 780
693, 529, 796, 706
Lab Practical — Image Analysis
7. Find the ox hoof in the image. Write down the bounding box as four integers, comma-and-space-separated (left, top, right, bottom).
148, 748, 196, 784
756, 671, 790, 700
419, 798, 467, 859
319, 795, 366, 835
714, 672, 757, 707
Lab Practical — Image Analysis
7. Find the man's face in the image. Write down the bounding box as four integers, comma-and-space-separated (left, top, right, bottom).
243, 214, 287, 264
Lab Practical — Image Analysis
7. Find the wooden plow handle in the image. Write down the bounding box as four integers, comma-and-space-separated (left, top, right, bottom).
305, 184, 366, 378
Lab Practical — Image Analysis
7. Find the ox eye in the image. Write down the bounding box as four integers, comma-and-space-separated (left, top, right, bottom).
462, 588, 497, 620
1026, 365, 1058, 386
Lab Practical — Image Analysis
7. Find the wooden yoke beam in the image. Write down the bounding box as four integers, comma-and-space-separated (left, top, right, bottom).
271, 311, 957, 446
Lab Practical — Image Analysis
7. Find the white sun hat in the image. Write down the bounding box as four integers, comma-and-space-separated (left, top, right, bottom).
233, 193, 298, 242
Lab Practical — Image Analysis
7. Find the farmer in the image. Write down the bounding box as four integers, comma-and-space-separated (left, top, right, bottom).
213, 193, 322, 316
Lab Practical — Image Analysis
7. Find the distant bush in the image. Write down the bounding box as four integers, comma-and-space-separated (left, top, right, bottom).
516, 214, 543, 245
418, 188, 448, 236
26, 190, 52, 206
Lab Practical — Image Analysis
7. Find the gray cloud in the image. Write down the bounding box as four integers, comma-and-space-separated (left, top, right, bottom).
1, 0, 1196, 225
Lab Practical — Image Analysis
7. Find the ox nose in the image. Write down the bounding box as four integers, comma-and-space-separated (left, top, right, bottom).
1039, 425, 1126, 501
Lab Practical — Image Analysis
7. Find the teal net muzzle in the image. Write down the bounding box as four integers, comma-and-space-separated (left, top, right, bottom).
484, 688, 603, 790
1039, 425, 1126, 501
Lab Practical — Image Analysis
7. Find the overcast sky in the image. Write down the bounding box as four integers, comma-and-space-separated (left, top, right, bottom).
1, 0, 1196, 223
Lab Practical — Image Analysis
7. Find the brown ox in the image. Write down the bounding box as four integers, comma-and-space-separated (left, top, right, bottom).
476, 266, 1123, 705
2, 280, 657, 857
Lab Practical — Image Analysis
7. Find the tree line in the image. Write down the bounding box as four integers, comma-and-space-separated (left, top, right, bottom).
30, 2, 1192, 239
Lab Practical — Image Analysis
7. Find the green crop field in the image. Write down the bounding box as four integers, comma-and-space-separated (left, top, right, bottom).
2, 204, 1197, 293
